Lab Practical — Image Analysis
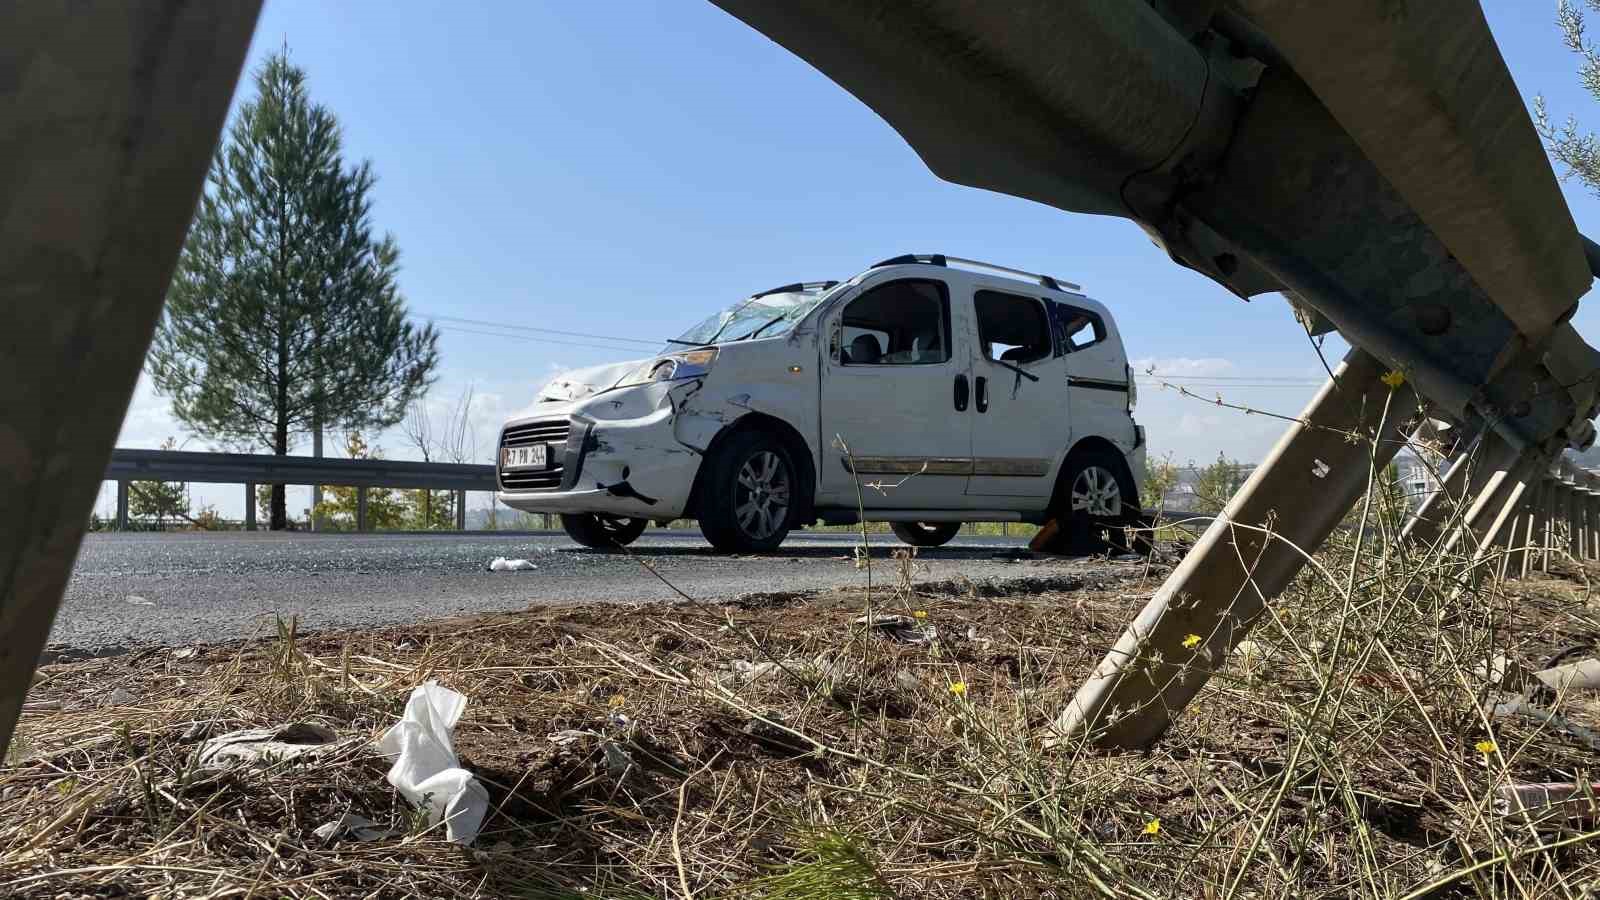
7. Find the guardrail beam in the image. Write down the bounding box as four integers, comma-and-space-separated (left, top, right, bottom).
105, 448, 497, 493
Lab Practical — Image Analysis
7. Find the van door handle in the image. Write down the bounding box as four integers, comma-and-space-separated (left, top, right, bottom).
975, 376, 989, 413
954, 374, 969, 411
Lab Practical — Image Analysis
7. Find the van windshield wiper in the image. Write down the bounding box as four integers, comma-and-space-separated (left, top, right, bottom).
993, 359, 1040, 382
735, 315, 788, 341
663, 338, 707, 346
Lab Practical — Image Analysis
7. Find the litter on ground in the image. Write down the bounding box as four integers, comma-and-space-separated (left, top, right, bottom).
376, 681, 489, 845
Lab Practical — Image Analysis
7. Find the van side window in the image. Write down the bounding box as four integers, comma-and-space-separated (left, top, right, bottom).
1048, 300, 1106, 354
839, 279, 951, 365
975, 290, 1052, 364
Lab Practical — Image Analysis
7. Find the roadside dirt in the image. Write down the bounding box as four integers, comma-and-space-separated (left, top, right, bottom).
6, 550, 1600, 898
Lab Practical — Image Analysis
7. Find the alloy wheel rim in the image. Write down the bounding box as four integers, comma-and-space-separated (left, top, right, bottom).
1070, 465, 1122, 517
735, 450, 790, 539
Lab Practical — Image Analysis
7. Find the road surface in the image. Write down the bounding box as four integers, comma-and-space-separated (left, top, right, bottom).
50, 530, 1066, 655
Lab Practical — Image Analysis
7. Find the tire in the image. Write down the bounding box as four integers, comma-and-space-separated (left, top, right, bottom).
697, 429, 797, 553
890, 521, 961, 548
1056, 447, 1141, 554
562, 513, 647, 549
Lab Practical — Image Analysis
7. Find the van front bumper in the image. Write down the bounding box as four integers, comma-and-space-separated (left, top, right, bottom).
495, 409, 701, 520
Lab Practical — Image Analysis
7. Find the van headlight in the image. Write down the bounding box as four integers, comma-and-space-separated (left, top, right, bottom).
617, 349, 718, 387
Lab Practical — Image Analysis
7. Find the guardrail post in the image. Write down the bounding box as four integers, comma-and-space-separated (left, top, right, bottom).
356, 487, 369, 532
1575, 484, 1586, 561
0, 1, 261, 762
244, 483, 257, 531
456, 491, 467, 531
1542, 477, 1555, 566
1056, 349, 1418, 748
1507, 480, 1541, 579
1574, 486, 1586, 561
1477, 458, 1541, 584
1435, 434, 1538, 587
1590, 492, 1600, 561
115, 480, 130, 531
1587, 489, 1597, 561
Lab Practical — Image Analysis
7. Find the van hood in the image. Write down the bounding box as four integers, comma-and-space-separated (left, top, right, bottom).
531, 358, 647, 404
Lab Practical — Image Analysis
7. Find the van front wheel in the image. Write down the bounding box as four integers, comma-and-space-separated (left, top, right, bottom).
698, 430, 796, 553
562, 513, 647, 550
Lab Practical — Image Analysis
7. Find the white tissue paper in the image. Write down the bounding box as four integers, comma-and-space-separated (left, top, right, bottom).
376, 681, 490, 845
488, 557, 537, 571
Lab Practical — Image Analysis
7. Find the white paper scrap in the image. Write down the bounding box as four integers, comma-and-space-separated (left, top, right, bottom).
376, 681, 489, 845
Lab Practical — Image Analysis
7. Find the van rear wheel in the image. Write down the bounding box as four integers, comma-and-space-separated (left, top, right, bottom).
1055, 447, 1141, 554
562, 513, 647, 550
890, 521, 960, 548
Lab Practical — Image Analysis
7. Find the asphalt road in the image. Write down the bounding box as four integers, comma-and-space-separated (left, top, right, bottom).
50, 530, 1053, 655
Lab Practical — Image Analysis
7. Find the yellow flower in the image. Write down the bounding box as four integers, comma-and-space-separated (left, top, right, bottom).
1475, 740, 1497, 755
1181, 634, 1202, 649
1381, 370, 1406, 388
1143, 818, 1161, 835
913, 610, 928, 619
948, 682, 968, 697
608, 693, 626, 709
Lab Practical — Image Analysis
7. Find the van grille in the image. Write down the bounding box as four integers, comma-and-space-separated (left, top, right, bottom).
498, 419, 570, 491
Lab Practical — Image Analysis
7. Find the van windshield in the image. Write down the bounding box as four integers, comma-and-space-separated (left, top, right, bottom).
669, 282, 836, 350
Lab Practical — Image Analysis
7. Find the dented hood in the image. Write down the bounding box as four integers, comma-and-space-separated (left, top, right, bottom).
529, 358, 648, 405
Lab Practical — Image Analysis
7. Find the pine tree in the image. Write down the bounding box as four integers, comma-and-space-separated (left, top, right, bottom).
1536, 2, 1600, 193
148, 50, 438, 530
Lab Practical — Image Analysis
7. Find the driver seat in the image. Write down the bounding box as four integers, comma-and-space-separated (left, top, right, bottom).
845, 333, 882, 364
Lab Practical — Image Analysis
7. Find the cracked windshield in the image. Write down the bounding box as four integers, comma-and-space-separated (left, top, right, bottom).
669, 283, 834, 350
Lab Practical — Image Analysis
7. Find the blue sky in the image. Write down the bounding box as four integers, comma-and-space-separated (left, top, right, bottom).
111, 1, 1600, 518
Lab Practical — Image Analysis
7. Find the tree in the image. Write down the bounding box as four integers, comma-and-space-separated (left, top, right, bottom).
1142, 452, 1179, 512
129, 437, 191, 529
1536, 2, 1600, 193
148, 50, 439, 530
401, 386, 478, 530
311, 432, 410, 531
1190, 452, 1248, 515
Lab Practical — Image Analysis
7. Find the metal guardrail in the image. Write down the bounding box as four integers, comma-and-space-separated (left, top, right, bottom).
104, 448, 497, 531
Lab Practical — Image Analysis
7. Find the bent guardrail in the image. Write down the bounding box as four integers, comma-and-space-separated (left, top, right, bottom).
104, 448, 497, 531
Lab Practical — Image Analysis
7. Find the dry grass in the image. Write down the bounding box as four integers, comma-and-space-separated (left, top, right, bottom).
6, 525, 1600, 898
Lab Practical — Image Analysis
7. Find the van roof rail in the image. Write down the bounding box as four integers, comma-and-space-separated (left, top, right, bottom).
869, 254, 1081, 292
749, 280, 841, 299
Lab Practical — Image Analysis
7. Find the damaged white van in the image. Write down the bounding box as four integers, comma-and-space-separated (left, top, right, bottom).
497, 255, 1146, 552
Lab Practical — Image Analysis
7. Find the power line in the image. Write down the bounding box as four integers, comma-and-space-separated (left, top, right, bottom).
413, 313, 664, 348
428, 323, 656, 355
1143, 373, 1322, 384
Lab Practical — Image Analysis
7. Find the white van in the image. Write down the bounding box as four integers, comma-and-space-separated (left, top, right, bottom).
497, 255, 1146, 552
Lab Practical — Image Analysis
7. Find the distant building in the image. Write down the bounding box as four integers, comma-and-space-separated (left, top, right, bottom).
1153, 452, 1442, 514
1395, 450, 1443, 510
1156, 462, 1255, 513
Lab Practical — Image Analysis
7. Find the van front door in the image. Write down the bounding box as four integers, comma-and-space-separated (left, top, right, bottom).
816, 277, 973, 509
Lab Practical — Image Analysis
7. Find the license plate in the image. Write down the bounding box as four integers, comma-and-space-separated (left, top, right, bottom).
502, 443, 548, 470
